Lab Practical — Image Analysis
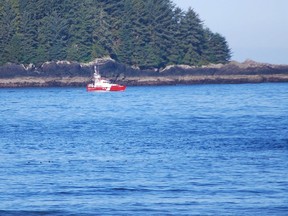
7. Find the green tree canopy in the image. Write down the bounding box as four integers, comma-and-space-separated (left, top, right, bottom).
0, 0, 231, 68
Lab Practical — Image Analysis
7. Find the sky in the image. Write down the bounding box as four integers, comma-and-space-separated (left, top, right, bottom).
172, 0, 288, 65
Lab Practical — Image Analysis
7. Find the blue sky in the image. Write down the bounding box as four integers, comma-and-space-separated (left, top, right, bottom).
172, 0, 288, 64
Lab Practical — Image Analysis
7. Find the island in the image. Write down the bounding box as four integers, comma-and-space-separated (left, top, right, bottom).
1, 1, 287, 88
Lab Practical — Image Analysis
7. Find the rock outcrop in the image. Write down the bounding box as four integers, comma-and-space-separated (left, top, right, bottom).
0, 59, 288, 87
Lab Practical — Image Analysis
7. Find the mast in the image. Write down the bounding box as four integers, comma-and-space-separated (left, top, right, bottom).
93, 65, 101, 86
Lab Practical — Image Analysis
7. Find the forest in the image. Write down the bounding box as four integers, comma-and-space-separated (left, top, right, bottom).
0, 0, 231, 69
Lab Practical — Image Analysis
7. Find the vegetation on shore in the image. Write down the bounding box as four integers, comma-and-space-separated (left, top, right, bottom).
0, 0, 231, 69
3, 0, 286, 88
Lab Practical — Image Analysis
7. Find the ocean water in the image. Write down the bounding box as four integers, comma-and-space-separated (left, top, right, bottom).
0, 83, 287, 215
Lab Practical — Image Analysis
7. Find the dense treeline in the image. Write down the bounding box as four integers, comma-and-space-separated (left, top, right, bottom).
0, 0, 231, 69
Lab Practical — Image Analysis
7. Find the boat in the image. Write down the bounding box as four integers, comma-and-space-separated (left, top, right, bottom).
86, 66, 126, 92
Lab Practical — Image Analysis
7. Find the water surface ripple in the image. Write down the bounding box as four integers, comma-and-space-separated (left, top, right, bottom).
0, 84, 287, 215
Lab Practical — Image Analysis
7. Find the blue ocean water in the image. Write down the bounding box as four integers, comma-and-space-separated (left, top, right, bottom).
0, 83, 287, 215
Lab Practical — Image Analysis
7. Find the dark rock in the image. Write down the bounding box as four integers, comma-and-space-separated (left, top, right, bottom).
0, 63, 27, 78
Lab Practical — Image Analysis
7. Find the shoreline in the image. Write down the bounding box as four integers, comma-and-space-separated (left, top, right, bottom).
1, 59, 288, 88
1, 74, 288, 88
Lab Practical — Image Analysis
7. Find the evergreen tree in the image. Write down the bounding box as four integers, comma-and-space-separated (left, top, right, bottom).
167, 6, 184, 65
96, 0, 125, 59
91, 7, 113, 58
150, 0, 174, 67
128, 0, 149, 67
0, 0, 231, 68
0, 0, 18, 64
46, 11, 68, 61
66, 1, 94, 61
116, 0, 134, 65
178, 8, 205, 66
203, 29, 231, 64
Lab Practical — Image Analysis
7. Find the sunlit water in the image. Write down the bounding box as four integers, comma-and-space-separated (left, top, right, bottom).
0, 83, 287, 215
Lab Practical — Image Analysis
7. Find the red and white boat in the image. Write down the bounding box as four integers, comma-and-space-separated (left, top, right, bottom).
86, 66, 126, 92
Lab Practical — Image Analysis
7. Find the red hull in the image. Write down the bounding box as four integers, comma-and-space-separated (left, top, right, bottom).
86, 85, 126, 92
110, 85, 126, 91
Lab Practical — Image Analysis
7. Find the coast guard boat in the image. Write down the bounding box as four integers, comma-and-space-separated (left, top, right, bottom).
86, 66, 126, 92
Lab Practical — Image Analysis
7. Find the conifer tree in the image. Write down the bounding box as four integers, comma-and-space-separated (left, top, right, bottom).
116, 0, 134, 65
178, 8, 205, 66
0, 0, 18, 64
167, 7, 185, 65
0, 0, 231, 67
202, 29, 231, 64
91, 7, 113, 58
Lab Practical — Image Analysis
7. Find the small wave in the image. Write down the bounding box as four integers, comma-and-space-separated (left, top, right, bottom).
112, 187, 151, 192
0, 210, 68, 216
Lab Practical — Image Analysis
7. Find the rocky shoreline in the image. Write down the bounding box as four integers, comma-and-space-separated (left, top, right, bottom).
1, 59, 288, 87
